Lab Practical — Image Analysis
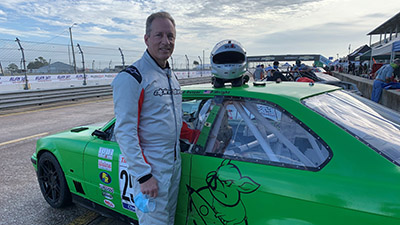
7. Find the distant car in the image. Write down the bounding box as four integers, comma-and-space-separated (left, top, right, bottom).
314, 71, 362, 95
32, 81, 400, 224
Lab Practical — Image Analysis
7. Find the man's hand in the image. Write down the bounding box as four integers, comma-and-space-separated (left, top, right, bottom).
140, 176, 158, 198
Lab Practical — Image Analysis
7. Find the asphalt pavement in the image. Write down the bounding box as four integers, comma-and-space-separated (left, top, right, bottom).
0, 97, 131, 225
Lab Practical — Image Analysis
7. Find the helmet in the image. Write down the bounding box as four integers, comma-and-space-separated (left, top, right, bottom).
210, 39, 247, 80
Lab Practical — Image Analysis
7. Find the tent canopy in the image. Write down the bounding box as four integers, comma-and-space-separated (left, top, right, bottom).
356, 49, 400, 61
348, 45, 371, 61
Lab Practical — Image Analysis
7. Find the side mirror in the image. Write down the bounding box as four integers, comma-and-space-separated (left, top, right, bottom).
92, 130, 108, 140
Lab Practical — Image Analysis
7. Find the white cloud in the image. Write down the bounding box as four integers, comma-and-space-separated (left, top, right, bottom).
0, 0, 399, 63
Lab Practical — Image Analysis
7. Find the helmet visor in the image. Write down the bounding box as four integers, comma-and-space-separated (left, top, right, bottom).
213, 51, 245, 64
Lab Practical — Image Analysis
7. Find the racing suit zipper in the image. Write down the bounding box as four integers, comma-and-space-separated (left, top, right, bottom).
166, 69, 178, 161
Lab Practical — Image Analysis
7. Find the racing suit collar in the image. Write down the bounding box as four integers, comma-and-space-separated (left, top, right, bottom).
146, 49, 171, 69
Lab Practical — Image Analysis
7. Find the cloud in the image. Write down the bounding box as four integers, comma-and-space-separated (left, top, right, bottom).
0, 0, 400, 64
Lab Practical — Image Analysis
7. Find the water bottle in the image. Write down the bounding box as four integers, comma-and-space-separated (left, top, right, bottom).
134, 192, 156, 213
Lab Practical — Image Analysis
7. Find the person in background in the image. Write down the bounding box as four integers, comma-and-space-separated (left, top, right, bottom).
272, 61, 280, 72
112, 11, 198, 225
253, 64, 264, 81
267, 61, 287, 82
371, 58, 400, 103
292, 59, 311, 81
363, 63, 368, 75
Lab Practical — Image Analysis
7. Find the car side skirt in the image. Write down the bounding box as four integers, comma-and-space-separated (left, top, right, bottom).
71, 194, 138, 225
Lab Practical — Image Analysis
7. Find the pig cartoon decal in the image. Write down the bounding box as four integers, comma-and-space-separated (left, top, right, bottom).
187, 159, 260, 224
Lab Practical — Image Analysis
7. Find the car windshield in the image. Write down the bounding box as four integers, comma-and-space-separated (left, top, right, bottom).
303, 90, 400, 165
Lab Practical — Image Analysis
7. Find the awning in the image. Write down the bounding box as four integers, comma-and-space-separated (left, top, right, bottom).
372, 42, 393, 56
356, 49, 400, 61
393, 40, 400, 52
357, 40, 400, 61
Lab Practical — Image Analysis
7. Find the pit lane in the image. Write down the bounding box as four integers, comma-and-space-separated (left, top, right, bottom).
0, 97, 131, 225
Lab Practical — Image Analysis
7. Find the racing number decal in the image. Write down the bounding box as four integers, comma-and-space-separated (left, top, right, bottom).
119, 154, 136, 212
120, 170, 133, 201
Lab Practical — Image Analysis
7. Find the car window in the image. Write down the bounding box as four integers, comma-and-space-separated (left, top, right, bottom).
303, 90, 400, 166
200, 98, 331, 171
182, 99, 202, 124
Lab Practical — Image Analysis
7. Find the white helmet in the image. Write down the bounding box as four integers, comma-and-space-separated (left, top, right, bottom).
210, 39, 247, 80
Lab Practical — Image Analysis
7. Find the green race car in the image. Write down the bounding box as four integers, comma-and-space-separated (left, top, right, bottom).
31, 81, 400, 225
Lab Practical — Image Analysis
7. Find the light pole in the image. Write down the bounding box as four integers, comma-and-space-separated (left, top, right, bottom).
118, 48, 125, 69
77, 43, 87, 85
15, 37, 29, 90
0, 61, 4, 76
198, 56, 202, 77
170, 56, 174, 70
69, 23, 78, 74
203, 49, 205, 70
185, 54, 189, 78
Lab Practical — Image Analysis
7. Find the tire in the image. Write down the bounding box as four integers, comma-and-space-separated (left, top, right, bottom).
37, 152, 72, 208
213, 77, 225, 88
231, 76, 243, 87
242, 74, 250, 84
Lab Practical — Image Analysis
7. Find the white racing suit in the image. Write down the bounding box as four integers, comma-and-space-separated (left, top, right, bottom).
112, 50, 184, 224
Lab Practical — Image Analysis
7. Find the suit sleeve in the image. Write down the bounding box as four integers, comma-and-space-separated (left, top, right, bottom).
111, 72, 152, 181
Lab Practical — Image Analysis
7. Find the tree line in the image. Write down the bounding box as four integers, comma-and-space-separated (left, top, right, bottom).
6, 56, 49, 74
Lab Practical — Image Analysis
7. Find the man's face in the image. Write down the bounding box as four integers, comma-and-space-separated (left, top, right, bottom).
144, 17, 176, 67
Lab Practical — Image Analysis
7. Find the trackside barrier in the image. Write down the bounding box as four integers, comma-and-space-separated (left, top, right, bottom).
0, 71, 212, 93
0, 76, 211, 110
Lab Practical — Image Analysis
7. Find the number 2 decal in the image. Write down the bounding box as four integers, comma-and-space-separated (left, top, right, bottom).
119, 155, 136, 212
120, 169, 134, 202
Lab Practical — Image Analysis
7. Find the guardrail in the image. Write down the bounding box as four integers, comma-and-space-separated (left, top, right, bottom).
0, 76, 211, 110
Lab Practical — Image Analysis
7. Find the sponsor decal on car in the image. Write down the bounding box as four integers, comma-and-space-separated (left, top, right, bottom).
256, 104, 281, 122
98, 147, 114, 160
104, 199, 115, 208
100, 171, 112, 184
102, 192, 113, 200
122, 202, 136, 212
100, 184, 114, 193
119, 154, 136, 213
98, 159, 112, 171
210, 90, 230, 95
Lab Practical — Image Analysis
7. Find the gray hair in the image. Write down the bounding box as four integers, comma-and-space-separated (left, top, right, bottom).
145, 11, 175, 36
394, 58, 400, 64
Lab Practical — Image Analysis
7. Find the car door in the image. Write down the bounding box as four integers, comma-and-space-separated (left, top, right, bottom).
83, 122, 138, 220
179, 96, 333, 225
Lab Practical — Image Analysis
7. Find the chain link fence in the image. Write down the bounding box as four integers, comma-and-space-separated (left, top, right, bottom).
0, 38, 209, 76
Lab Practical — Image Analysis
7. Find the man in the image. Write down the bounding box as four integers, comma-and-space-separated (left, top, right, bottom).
267, 61, 287, 82
253, 64, 264, 81
112, 12, 197, 224
371, 58, 400, 103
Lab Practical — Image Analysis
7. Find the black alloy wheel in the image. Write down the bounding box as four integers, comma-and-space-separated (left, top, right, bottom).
37, 152, 72, 208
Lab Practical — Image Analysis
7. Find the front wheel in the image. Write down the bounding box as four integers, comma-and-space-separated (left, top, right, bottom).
37, 152, 72, 208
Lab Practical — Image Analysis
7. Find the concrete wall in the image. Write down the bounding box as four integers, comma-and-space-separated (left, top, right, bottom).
332, 72, 400, 112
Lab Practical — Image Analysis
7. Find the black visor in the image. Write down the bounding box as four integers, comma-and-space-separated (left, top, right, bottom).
213, 51, 245, 64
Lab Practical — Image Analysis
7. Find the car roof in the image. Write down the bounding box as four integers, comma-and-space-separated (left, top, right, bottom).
182, 81, 340, 102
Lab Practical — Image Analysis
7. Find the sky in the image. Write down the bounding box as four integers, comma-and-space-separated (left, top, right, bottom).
0, 0, 400, 65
